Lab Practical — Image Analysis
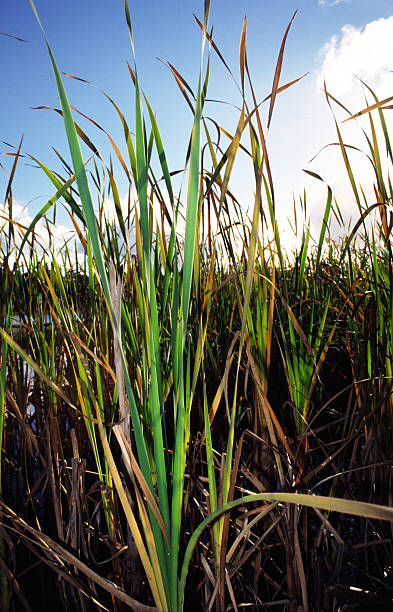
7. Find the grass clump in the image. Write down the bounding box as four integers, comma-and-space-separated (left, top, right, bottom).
1, 2, 393, 611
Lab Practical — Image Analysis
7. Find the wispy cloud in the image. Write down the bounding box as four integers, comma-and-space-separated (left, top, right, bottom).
318, 0, 349, 7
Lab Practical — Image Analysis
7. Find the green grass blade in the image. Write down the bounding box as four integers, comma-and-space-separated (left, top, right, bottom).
179, 492, 393, 609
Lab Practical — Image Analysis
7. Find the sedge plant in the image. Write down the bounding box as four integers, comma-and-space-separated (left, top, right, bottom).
2, 2, 393, 611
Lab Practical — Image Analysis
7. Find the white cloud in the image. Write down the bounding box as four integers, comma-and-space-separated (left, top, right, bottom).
298, 15, 393, 241
0, 201, 79, 264
317, 16, 393, 99
318, 0, 349, 7
101, 193, 136, 225
262, 15, 393, 258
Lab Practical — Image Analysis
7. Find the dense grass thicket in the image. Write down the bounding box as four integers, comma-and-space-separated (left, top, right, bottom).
1, 2, 393, 610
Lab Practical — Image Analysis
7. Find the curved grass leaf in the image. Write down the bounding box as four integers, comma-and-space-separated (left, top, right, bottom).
179, 492, 393, 609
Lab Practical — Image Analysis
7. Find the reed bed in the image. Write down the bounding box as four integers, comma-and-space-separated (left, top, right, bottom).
1, 1, 393, 610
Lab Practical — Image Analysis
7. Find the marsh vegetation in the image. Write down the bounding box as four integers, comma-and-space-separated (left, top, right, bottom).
1, 2, 393, 610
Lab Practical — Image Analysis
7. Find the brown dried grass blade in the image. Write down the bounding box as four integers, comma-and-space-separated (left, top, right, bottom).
113, 425, 171, 548
110, 263, 129, 444
5, 390, 39, 455
65, 208, 88, 253
0, 329, 78, 412
62, 71, 133, 181
343, 95, 393, 122
32, 106, 99, 156
193, 14, 234, 78
0, 31, 28, 42
69, 331, 116, 382
226, 502, 278, 563
0, 553, 34, 612
0, 502, 157, 612
239, 16, 247, 95
225, 570, 238, 612
157, 59, 195, 113
4, 136, 23, 242
293, 508, 309, 611
246, 345, 287, 485
267, 10, 297, 129
262, 72, 308, 103
245, 55, 275, 213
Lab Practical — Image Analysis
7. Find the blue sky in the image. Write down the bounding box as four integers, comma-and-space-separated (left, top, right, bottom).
2, 0, 393, 251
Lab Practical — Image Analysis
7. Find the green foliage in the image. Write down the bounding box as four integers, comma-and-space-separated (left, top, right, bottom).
0, 2, 393, 611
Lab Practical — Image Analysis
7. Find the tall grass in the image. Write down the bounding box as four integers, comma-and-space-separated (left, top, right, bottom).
1, 2, 393, 611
